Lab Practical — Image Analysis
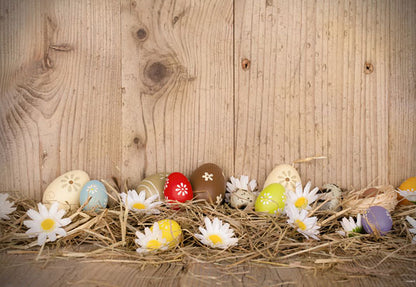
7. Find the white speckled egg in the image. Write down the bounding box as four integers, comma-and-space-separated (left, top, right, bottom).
230, 189, 256, 209
79, 180, 108, 211
42, 170, 90, 212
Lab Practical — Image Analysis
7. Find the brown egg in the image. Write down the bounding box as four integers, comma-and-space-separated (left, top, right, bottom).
190, 163, 226, 204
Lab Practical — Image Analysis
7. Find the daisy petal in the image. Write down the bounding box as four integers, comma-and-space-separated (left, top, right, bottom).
37, 233, 47, 246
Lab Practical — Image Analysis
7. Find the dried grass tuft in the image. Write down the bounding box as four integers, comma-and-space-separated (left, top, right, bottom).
342, 185, 398, 215
1, 182, 415, 269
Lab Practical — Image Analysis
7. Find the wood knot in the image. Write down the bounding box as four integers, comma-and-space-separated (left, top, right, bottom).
364, 62, 374, 74
172, 16, 180, 25
136, 28, 148, 41
133, 136, 145, 148
141, 56, 175, 94
241, 58, 251, 71
146, 62, 169, 83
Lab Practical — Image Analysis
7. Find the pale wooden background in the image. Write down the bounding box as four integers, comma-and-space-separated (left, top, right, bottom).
0, 0, 415, 200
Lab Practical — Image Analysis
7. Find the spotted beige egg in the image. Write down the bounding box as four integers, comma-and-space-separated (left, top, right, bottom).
136, 173, 169, 201
263, 164, 301, 192
230, 189, 256, 209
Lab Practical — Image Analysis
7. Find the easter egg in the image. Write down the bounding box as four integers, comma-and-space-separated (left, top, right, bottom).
263, 164, 301, 192
152, 219, 182, 248
397, 177, 416, 206
190, 163, 226, 204
230, 189, 256, 209
137, 173, 169, 201
164, 172, 193, 204
316, 183, 342, 211
255, 183, 286, 215
362, 206, 393, 236
79, 180, 108, 211
42, 170, 90, 212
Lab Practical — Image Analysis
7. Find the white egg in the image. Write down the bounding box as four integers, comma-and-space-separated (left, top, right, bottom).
42, 170, 90, 212
263, 164, 301, 192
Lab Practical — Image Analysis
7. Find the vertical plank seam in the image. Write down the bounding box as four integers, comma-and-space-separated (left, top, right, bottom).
232, 0, 236, 177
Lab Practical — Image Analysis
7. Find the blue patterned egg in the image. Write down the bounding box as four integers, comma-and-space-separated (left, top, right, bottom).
80, 180, 108, 211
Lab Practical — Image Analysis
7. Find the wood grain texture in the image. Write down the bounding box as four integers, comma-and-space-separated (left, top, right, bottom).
1, 254, 415, 286
235, 0, 415, 189
121, 0, 234, 187
387, 0, 416, 185
0, 0, 415, 199
0, 0, 122, 200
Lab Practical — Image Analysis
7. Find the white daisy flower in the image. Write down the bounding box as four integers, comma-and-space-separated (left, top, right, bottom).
397, 189, 416, 203
286, 181, 319, 210
406, 216, 416, 243
23, 202, 71, 246
195, 217, 238, 249
135, 222, 168, 253
226, 175, 257, 193
120, 190, 162, 214
286, 204, 320, 240
0, 193, 16, 220
337, 214, 363, 237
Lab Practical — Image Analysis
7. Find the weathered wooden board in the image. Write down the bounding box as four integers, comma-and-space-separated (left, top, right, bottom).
0, 254, 415, 286
0, 0, 122, 200
120, 0, 234, 187
387, 0, 416, 186
0, 0, 415, 199
235, 0, 415, 189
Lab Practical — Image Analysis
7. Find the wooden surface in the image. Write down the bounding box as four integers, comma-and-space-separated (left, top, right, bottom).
0, 0, 415, 200
0, 0, 122, 199
1, 253, 415, 287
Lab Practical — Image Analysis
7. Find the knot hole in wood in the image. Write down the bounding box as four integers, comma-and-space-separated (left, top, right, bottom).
364, 62, 374, 74
136, 28, 148, 41
241, 58, 251, 71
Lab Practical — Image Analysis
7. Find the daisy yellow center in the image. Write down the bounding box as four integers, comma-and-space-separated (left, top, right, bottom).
146, 239, 162, 250
133, 202, 146, 209
208, 234, 223, 245
295, 219, 307, 230
295, 197, 308, 209
41, 218, 55, 232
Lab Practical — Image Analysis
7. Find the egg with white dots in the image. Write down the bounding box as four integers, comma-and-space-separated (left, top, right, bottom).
79, 180, 108, 211
255, 183, 286, 215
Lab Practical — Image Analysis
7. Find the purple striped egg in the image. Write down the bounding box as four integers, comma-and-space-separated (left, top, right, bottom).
362, 206, 392, 236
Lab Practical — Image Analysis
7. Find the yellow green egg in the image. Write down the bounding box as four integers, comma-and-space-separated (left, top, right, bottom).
255, 183, 286, 215
151, 219, 182, 248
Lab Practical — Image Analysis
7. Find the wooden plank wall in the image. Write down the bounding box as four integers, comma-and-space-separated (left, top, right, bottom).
0, 0, 414, 200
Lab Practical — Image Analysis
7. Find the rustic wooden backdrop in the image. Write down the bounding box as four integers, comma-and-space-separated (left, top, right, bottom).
0, 0, 415, 200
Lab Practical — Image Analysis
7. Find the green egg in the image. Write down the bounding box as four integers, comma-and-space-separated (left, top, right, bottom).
255, 183, 286, 215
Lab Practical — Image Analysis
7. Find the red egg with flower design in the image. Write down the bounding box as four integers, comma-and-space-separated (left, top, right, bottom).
164, 172, 193, 205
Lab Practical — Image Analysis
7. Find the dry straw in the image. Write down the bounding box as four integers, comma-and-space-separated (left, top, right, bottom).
0, 180, 415, 270
342, 185, 398, 215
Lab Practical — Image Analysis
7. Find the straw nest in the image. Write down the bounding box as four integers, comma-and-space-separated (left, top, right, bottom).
0, 180, 415, 270
342, 185, 398, 215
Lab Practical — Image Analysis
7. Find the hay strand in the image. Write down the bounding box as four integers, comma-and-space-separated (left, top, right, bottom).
0, 190, 415, 270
